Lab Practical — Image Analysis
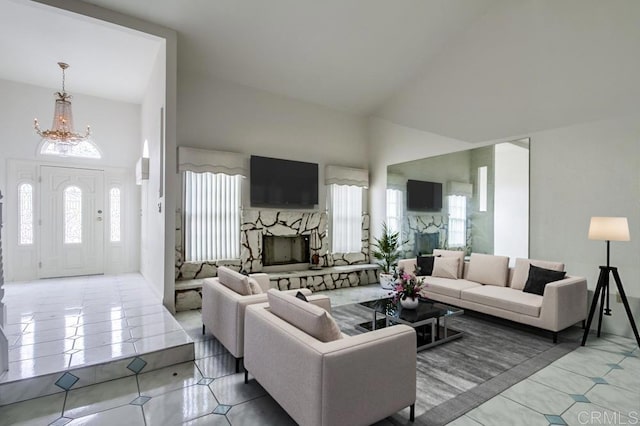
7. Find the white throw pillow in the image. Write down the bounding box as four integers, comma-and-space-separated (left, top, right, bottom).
433, 249, 465, 278
267, 289, 342, 342
217, 266, 251, 295
432, 256, 459, 279
248, 277, 263, 294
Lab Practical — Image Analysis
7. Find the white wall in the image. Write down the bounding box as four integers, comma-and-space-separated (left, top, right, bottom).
494, 143, 529, 261
140, 47, 167, 304
0, 78, 141, 281
176, 73, 369, 212
528, 113, 640, 337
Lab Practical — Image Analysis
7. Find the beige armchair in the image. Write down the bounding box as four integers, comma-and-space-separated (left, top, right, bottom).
201, 267, 311, 372
244, 291, 417, 426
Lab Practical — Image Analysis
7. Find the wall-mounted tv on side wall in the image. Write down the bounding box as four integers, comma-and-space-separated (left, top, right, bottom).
406, 179, 443, 212
250, 155, 319, 208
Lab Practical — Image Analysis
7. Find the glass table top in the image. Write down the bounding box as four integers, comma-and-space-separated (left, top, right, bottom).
359, 297, 463, 325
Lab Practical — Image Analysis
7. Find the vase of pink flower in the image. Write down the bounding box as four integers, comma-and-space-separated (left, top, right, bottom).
391, 267, 425, 310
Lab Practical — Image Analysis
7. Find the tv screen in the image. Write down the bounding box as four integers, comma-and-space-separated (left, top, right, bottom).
250, 156, 318, 208
406, 180, 442, 211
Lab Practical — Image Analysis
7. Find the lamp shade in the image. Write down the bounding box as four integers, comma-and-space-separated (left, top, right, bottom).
588, 217, 630, 241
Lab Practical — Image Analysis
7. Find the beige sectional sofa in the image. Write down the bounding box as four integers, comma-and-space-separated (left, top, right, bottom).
398, 251, 588, 342
244, 290, 417, 426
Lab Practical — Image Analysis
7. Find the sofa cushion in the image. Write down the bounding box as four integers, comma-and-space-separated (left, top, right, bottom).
461, 286, 543, 317
267, 289, 342, 342
421, 277, 482, 299
218, 266, 251, 296
523, 265, 567, 296
466, 253, 510, 287
511, 258, 565, 290
416, 255, 437, 276
432, 256, 458, 279
248, 277, 263, 295
433, 249, 465, 278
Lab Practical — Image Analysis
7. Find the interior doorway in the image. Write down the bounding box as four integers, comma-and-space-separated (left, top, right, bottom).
39, 165, 105, 278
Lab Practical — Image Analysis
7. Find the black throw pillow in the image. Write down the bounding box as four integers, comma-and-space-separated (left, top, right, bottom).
295, 291, 308, 302
416, 255, 436, 276
523, 265, 566, 296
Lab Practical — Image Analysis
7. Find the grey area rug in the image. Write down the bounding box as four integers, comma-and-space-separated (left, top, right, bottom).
331, 303, 581, 426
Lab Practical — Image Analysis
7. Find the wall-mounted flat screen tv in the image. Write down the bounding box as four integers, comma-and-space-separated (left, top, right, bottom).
250, 155, 318, 208
406, 179, 442, 211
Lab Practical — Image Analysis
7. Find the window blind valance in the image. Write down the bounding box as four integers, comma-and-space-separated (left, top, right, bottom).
178, 147, 247, 176
447, 181, 473, 197
325, 165, 368, 188
387, 173, 405, 191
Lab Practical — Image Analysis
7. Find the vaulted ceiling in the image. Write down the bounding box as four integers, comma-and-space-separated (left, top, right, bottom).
3, 0, 640, 143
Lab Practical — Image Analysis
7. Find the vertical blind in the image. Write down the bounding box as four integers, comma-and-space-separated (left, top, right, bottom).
386, 188, 403, 236
330, 184, 362, 253
184, 171, 241, 261
447, 195, 466, 248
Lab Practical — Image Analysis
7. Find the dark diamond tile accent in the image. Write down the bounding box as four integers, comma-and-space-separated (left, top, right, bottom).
198, 378, 214, 385
607, 363, 623, 370
570, 394, 590, 403
545, 414, 567, 425
621, 351, 636, 357
49, 417, 73, 426
64, 349, 80, 355
213, 404, 232, 415
126, 337, 140, 343
591, 377, 608, 384
54, 372, 79, 391
127, 357, 147, 374
130, 396, 152, 406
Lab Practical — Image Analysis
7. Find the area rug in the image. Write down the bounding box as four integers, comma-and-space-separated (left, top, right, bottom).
332, 303, 581, 426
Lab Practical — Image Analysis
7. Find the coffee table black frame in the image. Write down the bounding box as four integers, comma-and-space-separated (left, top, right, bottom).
357, 297, 464, 350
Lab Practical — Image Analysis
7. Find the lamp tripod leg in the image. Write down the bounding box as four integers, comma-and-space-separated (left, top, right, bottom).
597, 276, 608, 338
582, 268, 607, 346
611, 269, 640, 347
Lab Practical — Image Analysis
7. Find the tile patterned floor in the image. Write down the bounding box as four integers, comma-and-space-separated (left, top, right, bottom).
0, 279, 638, 425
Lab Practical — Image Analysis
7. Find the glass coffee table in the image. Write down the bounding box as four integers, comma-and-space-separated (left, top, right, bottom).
357, 297, 464, 350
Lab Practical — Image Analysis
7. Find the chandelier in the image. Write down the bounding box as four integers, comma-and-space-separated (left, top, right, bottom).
34, 62, 91, 153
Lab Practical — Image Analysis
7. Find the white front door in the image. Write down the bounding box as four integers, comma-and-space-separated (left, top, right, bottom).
39, 166, 105, 278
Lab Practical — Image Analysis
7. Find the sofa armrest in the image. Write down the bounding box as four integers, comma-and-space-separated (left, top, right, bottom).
320, 325, 417, 426
250, 273, 272, 292
540, 276, 588, 331
307, 295, 332, 313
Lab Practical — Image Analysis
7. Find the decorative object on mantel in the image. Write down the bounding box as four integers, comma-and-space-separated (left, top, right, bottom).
372, 222, 403, 289
34, 62, 91, 155
582, 217, 640, 347
391, 267, 424, 310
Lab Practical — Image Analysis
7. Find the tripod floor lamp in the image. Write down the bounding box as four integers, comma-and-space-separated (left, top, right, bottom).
582, 217, 640, 347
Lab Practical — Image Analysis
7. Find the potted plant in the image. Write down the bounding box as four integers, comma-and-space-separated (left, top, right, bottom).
391, 267, 425, 309
372, 222, 403, 289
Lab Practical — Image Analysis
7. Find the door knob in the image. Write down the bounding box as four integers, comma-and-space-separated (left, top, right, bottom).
97, 210, 103, 214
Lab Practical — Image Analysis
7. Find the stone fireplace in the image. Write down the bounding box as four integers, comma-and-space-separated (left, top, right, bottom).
414, 232, 439, 255
262, 235, 310, 266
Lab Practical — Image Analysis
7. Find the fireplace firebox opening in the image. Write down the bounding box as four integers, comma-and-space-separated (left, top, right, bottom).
262, 235, 310, 266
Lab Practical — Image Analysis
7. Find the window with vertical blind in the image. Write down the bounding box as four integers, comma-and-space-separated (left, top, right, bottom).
184, 171, 241, 261
386, 188, 403, 236
447, 195, 466, 248
329, 184, 362, 253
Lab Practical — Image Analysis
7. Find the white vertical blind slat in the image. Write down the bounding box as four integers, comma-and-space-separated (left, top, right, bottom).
184, 171, 240, 261
330, 184, 362, 253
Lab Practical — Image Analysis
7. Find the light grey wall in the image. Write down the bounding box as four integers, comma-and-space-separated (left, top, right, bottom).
528, 113, 640, 337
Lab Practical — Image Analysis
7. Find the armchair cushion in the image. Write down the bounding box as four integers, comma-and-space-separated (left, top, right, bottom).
267, 289, 342, 343
218, 266, 250, 295
248, 277, 263, 294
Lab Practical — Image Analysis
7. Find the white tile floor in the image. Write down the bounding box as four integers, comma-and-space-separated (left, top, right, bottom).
0, 274, 193, 406
0, 279, 638, 425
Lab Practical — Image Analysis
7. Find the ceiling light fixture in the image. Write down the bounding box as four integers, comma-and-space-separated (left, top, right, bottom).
34, 62, 91, 154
